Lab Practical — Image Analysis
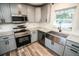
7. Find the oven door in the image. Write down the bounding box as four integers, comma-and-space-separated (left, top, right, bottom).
15, 35, 31, 47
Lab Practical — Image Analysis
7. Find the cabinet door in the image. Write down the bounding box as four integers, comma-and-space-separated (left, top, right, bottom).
38, 31, 45, 45
45, 38, 52, 49
64, 46, 79, 56
10, 3, 19, 15
35, 7, 41, 23
0, 5, 2, 23
41, 4, 51, 23
20, 4, 27, 15
51, 42, 64, 56
31, 30, 38, 42
0, 3, 12, 23
7, 38, 16, 51
41, 5, 47, 22
27, 5, 35, 22
0, 40, 9, 55
38, 31, 44, 41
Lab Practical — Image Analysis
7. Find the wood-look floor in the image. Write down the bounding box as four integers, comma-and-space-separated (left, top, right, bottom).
6, 42, 54, 56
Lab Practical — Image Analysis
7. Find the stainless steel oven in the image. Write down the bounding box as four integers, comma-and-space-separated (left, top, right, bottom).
15, 34, 31, 47
13, 25, 31, 48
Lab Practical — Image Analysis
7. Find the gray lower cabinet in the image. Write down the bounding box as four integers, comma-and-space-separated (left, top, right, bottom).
38, 30, 46, 45
31, 30, 38, 43
0, 35, 16, 55
64, 40, 79, 56
0, 40, 8, 55
64, 46, 79, 56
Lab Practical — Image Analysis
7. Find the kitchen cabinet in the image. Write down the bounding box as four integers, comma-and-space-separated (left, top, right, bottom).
64, 46, 79, 56
64, 40, 79, 56
38, 30, 46, 45
27, 5, 35, 22
0, 3, 12, 23
20, 4, 27, 15
0, 6, 2, 23
41, 4, 51, 23
35, 7, 41, 23
10, 4, 35, 23
10, 4, 27, 15
31, 30, 38, 43
0, 34, 16, 55
10, 4, 19, 15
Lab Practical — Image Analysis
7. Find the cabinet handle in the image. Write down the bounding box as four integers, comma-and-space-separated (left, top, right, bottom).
70, 49, 78, 53
3, 37, 8, 39
72, 44, 79, 48
5, 40, 9, 45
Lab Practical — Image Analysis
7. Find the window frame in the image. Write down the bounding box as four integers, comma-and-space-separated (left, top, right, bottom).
53, 6, 76, 31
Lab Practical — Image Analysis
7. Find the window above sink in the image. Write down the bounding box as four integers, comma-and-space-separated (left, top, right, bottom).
53, 7, 76, 31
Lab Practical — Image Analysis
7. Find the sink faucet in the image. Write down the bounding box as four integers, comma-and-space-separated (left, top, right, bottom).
58, 26, 62, 32
58, 22, 62, 32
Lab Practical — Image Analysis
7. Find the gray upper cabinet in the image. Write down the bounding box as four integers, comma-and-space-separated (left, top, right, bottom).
10, 3, 19, 15
0, 3, 51, 23
41, 4, 51, 23
27, 5, 35, 23
10, 4, 35, 23
20, 4, 27, 15
41, 5, 47, 22
0, 3, 12, 23
35, 7, 41, 23
0, 6, 2, 23
10, 4, 27, 16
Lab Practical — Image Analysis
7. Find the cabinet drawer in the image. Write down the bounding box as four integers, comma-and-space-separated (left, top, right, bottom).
0, 35, 15, 41
64, 46, 79, 56
66, 40, 79, 51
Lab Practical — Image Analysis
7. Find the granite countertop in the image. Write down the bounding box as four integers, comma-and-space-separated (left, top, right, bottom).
37, 27, 79, 43
67, 35, 79, 43
0, 26, 79, 43
0, 31, 14, 37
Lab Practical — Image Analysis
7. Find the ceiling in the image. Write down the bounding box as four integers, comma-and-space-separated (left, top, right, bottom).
26, 3, 47, 7
29, 3, 45, 6
23, 3, 54, 7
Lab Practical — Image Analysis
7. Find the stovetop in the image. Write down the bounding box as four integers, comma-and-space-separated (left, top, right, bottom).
13, 25, 31, 38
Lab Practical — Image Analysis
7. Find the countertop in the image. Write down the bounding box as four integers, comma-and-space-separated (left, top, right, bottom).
0, 31, 14, 37
37, 27, 79, 43
0, 26, 79, 43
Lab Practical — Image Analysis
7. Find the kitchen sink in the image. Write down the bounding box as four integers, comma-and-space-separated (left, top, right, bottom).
47, 31, 68, 38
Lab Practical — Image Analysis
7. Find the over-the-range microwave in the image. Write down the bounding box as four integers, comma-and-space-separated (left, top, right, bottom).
12, 15, 28, 24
